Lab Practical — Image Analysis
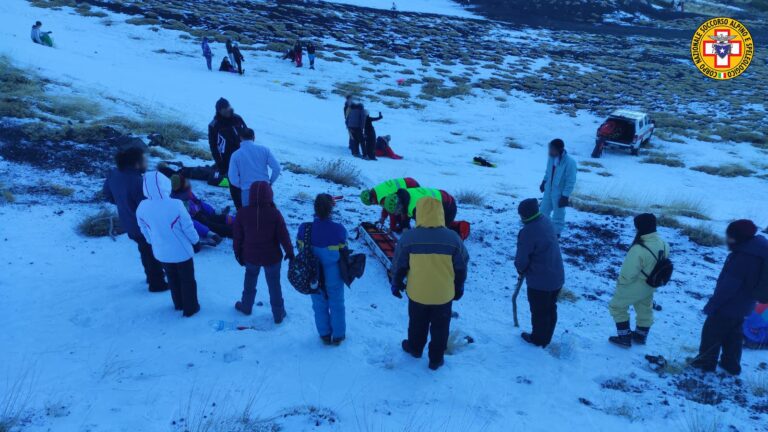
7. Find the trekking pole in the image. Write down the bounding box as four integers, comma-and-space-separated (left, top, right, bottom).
512, 275, 524, 328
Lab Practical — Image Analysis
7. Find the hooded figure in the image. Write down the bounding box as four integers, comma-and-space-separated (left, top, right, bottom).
233, 182, 294, 322
392, 198, 469, 371
539, 139, 577, 235
692, 220, 767, 375
136, 171, 201, 317
208, 97, 248, 208
608, 213, 669, 347
202, 37, 213, 71
515, 198, 564, 348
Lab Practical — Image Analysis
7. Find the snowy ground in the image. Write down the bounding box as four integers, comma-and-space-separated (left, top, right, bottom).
1, 0, 767, 431
321, 0, 477, 18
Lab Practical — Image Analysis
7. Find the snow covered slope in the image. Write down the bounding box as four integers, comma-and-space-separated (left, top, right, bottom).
321, 0, 477, 18
0, 0, 766, 431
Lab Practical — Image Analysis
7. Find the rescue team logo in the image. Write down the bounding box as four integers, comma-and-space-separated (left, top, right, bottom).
691, 17, 754, 80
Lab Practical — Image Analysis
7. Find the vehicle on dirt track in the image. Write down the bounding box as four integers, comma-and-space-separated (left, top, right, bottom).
592, 109, 655, 158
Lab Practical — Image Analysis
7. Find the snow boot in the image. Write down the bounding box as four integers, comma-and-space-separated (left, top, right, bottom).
609, 322, 632, 348
718, 361, 741, 376
428, 359, 444, 371
274, 309, 287, 324
689, 359, 716, 373
401, 340, 422, 358
235, 301, 252, 316
320, 335, 332, 345
632, 327, 650, 345
331, 336, 345, 346
183, 304, 200, 318
521, 332, 537, 346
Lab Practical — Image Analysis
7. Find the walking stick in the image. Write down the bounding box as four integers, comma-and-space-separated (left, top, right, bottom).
512, 275, 524, 328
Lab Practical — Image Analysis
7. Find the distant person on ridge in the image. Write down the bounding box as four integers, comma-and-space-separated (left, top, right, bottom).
539, 138, 577, 236
392, 197, 469, 371
363, 110, 383, 160
103, 146, 167, 293
137, 171, 201, 318
219, 56, 236, 73
232, 41, 245, 75
691, 220, 766, 375
307, 42, 317, 70
608, 213, 669, 348
226, 39, 235, 67
345, 98, 366, 157
293, 40, 303, 67
515, 198, 564, 348
201, 37, 213, 71
208, 97, 248, 208
227, 127, 281, 208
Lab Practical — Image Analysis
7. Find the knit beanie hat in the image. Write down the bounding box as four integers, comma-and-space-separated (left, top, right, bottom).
518, 198, 540, 222
726, 219, 758, 243
634, 213, 657, 236
360, 189, 372, 206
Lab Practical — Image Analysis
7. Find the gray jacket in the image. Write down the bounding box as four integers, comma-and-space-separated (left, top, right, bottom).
228, 140, 281, 206
514, 215, 564, 291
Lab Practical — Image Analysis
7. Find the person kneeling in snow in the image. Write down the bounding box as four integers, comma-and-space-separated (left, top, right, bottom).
691, 220, 766, 375
515, 198, 564, 348
383, 187, 457, 232
360, 178, 420, 233
392, 197, 469, 371
137, 171, 201, 317
170, 174, 233, 244
31, 21, 53, 47
219, 56, 237, 73
233, 182, 294, 323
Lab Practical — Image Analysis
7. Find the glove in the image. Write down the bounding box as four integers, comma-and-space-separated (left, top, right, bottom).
391, 285, 403, 299
284, 253, 295, 262
454, 286, 464, 301
193, 242, 202, 253
558, 196, 570, 208
539, 181, 546, 193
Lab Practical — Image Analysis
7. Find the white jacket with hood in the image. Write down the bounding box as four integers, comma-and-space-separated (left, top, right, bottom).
136, 171, 200, 263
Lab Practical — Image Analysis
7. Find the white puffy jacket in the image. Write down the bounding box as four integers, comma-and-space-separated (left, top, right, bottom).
136, 171, 200, 264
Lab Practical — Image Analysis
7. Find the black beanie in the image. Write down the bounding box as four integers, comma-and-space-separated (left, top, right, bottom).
726, 219, 757, 243
518, 198, 540, 222
634, 213, 657, 236
549, 138, 565, 152
215, 97, 230, 113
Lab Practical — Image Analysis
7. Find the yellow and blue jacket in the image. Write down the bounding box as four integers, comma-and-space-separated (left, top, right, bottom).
392, 198, 469, 305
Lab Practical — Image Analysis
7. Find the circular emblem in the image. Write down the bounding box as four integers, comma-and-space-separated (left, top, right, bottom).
691, 17, 754, 80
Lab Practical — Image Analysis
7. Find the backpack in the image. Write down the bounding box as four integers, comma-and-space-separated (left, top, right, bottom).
288, 223, 321, 295
345, 103, 365, 129
638, 243, 674, 288
754, 258, 768, 303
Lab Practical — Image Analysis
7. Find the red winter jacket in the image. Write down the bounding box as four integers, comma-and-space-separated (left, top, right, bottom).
233, 182, 294, 266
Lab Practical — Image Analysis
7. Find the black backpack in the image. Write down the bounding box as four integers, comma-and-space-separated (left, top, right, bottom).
288, 223, 321, 295
638, 243, 673, 288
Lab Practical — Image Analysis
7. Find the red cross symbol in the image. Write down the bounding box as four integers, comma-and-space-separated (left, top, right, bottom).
702, 29, 743, 69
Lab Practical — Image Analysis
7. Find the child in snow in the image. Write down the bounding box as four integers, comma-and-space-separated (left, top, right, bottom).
293, 40, 303, 67
170, 174, 233, 243
233, 182, 295, 323
307, 42, 316, 69
298, 194, 348, 345
226, 39, 235, 67
232, 42, 245, 75
219, 56, 237, 73
137, 171, 201, 317
515, 198, 565, 348
375, 135, 403, 159
201, 37, 213, 71
363, 110, 383, 160
31, 21, 53, 47
608, 213, 669, 347
392, 197, 469, 371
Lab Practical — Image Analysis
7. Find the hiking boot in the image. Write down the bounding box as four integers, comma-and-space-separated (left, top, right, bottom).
428, 359, 444, 371
183, 304, 200, 318
274, 310, 287, 325
320, 335, 332, 345
521, 332, 539, 347
689, 359, 716, 373
608, 334, 632, 348
149, 282, 169, 293
401, 340, 422, 359
718, 361, 741, 376
631, 327, 649, 345
331, 336, 345, 346
235, 301, 252, 316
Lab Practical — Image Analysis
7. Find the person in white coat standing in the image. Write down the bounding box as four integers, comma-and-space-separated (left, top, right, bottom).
539, 138, 577, 236
137, 171, 201, 317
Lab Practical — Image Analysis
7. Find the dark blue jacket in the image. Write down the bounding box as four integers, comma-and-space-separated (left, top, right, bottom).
514, 215, 564, 291
298, 217, 348, 251
103, 168, 145, 239
704, 235, 767, 318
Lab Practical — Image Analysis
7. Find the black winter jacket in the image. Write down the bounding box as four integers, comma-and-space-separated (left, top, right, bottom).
208, 114, 248, 174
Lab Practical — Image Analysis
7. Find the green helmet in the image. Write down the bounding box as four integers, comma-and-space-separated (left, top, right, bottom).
383, 194, 400, 214
360, 189, 372, 206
